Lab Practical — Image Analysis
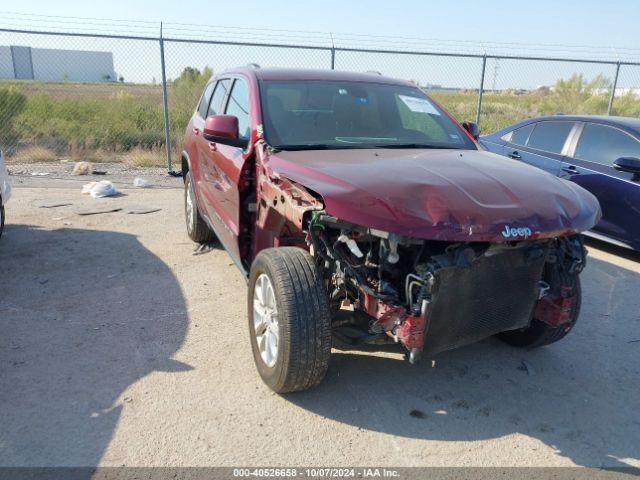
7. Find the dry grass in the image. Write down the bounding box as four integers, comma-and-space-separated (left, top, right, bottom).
8, 146, 58, 164
121, 147, 167, 167
67, 147, 117, 163
0, 80, 163, 101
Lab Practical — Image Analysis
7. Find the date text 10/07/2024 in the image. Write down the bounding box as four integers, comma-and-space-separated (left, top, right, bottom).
232, 468, 401, 478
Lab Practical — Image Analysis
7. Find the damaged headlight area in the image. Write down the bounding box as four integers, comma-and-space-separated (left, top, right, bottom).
306, 212, 586, 363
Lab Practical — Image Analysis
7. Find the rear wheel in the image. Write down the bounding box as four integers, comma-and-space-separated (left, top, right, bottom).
498, 272, 581, 348
248, 247, 332, 393
184, 171, 216, 243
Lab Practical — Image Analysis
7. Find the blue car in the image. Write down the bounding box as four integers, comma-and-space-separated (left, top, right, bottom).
481, 115, 640, 251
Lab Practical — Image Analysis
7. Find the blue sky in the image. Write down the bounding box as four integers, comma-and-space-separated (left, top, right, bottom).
5, 0, 639, 50
1, 0, 639, 87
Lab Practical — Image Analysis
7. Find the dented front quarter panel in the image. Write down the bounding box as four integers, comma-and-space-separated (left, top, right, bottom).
265, 148, 602, 242
253, 143, 324, 254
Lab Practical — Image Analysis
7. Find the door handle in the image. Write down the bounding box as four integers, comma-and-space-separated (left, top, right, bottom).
193, 128, 200, 136
507, 151, 521, 160
208, 142, 217, 152
562, 165, 580, 174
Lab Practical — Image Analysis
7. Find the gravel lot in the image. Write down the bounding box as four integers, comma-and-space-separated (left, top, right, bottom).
1, 167, 639, 468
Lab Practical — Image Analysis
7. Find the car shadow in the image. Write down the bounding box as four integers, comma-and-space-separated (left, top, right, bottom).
287, 255, 640, 468
584, 237, 640, 263
0, 224, 191, 467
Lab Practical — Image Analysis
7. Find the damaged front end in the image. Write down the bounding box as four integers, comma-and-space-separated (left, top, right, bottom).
306, 212, 586, 362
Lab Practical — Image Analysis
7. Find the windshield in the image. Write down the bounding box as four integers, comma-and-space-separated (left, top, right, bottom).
258, 80, 475, 150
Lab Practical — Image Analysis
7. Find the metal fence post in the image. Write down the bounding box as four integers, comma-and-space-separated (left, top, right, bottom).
159, 22, 173, 172
330, 32, 335, 70
475, 55, 487, 126
608, 62, 621, 116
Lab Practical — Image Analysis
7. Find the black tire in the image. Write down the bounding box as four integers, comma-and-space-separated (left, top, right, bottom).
184, 171, 216, 243
0, 202, 4, 239
248, 247, 332, 393
497, 273, 581, 348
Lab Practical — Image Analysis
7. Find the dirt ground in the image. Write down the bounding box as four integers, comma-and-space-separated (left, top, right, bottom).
1, 167, 639, 468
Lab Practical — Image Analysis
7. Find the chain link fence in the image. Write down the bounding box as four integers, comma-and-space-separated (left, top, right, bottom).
1, 26, 639, 171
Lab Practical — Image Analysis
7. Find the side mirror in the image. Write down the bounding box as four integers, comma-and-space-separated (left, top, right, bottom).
613, 157, 640, 180
203, 115, 248, 148
462, 121, 480, 140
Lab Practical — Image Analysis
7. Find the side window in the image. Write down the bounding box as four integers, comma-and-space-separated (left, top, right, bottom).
574, 123, 640, 166
505, 123, 535, 146
526, 121, 574, 154
207, 79, 231, 117
225, 79, 251, 140
197, 82, 216, 118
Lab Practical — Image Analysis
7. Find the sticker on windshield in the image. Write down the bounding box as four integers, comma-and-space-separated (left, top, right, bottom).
398, 95, 440, 115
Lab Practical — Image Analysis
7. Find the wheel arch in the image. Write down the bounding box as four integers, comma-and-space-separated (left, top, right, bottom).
181, 151, 191, 179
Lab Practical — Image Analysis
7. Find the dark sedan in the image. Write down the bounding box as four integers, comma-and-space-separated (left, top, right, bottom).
481, 115, 640, 251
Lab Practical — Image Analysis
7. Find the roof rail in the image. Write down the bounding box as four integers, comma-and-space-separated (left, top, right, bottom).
365, 70, 382, 75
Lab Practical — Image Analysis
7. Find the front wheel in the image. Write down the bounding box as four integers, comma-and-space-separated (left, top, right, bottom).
497, 273, 581, 348
248, 247, 332, 393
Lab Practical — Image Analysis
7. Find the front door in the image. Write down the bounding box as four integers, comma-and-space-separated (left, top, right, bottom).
199, 78, 252, 263
195, 79, 235, 244
503, 120, 576, 176
561, 122, 640, 248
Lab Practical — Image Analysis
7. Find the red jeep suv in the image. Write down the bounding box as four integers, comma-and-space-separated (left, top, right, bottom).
182, 67, 600, 393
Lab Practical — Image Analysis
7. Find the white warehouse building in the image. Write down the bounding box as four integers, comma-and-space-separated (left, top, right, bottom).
0, 45, 117, 82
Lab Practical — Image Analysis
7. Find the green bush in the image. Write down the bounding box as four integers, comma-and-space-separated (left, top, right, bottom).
0, 86, 27, 146
14, 90, 166, 154
3, 71, 640, 163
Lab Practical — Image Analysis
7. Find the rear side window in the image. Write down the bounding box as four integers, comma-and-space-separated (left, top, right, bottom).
225, 79, 251, 140
197, 82, 216, 118
505, 123, 535, 146
574, 123, 640, 166
526, 121, 574, 154
207, 79, 231, 117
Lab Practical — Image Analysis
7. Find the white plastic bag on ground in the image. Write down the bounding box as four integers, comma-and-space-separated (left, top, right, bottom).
133, 177, 150, 188
81, 180, 118, 198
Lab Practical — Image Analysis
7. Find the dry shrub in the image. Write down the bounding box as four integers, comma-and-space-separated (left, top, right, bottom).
121, 146, 166, 167
8, 146, 57, 164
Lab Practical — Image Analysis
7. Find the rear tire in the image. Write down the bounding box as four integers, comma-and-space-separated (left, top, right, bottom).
497, 273, 581, 348
248, 247, 332, 393
184, 171, 216, 243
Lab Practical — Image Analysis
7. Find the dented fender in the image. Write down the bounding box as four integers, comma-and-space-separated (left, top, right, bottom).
253, 144, 324, 253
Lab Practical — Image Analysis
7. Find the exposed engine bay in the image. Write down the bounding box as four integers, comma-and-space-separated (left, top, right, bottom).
305, 211, 587, 362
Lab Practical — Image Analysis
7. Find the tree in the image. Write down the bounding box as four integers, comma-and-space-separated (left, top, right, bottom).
545, 73, 612, 115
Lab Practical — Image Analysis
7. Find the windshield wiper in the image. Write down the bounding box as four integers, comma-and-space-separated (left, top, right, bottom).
274, 144, 370, 151
373, 143, 454, 149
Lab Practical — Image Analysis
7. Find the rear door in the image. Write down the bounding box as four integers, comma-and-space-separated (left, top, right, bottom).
562, 122, 640, 247
187, 80, 216, 192
502, 120, 577, 176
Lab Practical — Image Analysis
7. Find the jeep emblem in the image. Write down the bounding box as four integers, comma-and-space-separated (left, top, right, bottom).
502, 225, 532, 239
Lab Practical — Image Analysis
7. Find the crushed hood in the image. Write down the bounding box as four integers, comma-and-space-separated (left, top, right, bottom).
266, 148, 601, 242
